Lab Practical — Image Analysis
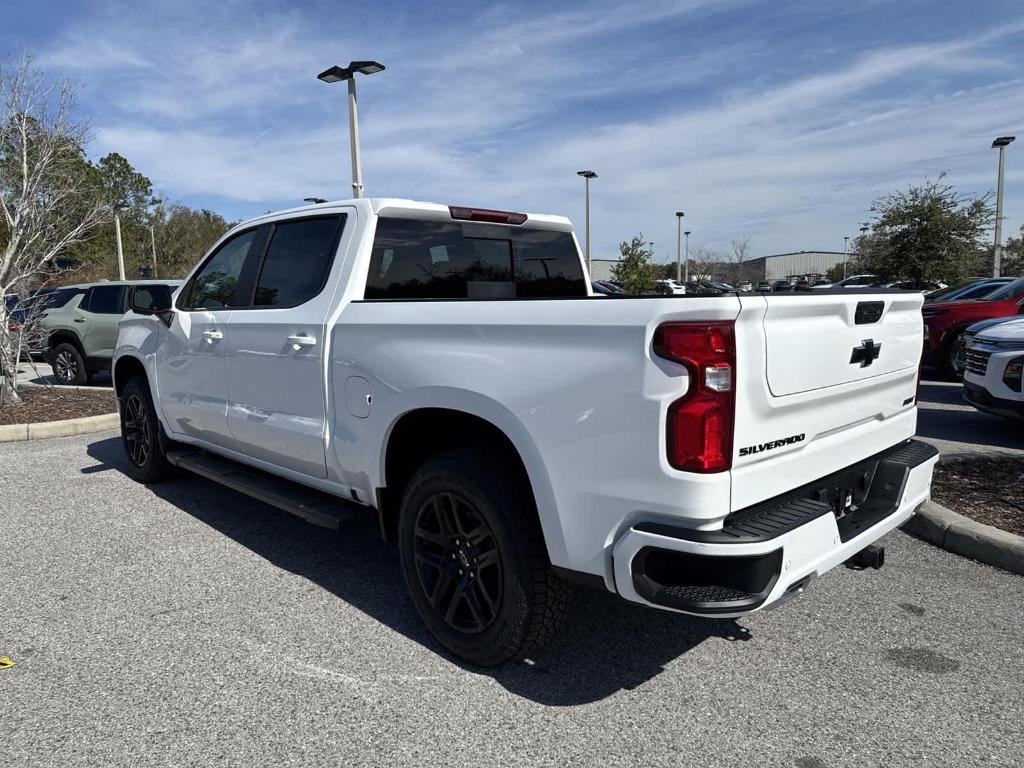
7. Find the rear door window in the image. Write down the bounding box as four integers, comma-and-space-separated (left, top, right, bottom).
83, 285, 125, 314
365, 217, 586, 299
253, 215, 345, 307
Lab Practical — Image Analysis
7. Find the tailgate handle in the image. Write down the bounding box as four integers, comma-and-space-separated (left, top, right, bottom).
855, 301, 884, 325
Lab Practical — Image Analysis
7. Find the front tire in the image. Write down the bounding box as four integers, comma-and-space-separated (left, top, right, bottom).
119, 375, 175, 483
51, 343, 87, 385
398, 450, 570, 666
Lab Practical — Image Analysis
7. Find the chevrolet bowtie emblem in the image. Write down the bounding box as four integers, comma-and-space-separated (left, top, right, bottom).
850, 339, 882, 367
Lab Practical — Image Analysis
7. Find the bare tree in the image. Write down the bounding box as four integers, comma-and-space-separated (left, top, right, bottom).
0, 53, 109, 403
688, 245, 724, 282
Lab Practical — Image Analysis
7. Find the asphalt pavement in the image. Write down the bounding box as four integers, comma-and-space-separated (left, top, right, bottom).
916, 373, 1024, 458
2, 431, 1022, 767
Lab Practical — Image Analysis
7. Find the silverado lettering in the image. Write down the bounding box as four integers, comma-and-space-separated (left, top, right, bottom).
739, 433, 806, 457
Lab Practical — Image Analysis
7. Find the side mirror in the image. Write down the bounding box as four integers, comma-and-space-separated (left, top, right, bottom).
130, 284, 174, 326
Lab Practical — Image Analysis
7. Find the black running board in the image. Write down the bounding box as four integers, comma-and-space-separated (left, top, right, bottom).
166, 450, 357, 530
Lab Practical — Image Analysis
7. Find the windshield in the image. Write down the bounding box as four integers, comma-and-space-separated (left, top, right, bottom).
983, 277, 1024, 301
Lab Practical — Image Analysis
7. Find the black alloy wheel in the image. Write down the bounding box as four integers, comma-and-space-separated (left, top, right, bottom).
122, 391, 152, 468
413, 491, 502, 634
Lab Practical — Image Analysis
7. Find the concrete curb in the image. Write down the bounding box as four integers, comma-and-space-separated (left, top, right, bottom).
903, 500, 1024, 576
0, 412, 119, 442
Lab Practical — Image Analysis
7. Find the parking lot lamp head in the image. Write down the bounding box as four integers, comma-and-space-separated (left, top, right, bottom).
317, 61, 386, 199
303, 197, 327, 204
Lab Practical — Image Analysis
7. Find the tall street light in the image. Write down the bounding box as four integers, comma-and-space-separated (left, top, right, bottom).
843, 235, 849, 279
684, 231, 691, 284
675, 212, 684, 283
992, 135, 1015, 277
318, 61, 386, 199
577, 170, 597, 275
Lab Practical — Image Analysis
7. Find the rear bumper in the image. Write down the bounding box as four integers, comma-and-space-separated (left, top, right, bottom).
612, 439, 938, 616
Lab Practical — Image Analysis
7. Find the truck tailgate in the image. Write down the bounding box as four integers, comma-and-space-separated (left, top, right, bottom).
730, 291, 922, 512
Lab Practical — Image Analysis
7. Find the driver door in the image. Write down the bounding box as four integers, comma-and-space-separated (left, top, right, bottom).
155, 227, 266, 449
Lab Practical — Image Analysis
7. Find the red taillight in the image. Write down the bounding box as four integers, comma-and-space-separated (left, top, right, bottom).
448, 205, 528, 225
654, 321, 736, 473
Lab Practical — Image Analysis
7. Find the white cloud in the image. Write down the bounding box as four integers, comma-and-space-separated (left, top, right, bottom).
35, 0, 1024, 259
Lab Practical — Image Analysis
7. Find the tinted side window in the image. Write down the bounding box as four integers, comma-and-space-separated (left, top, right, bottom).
45, 288, 82, 309
186, 229, 259, 309
365, 218, 586, 299
84, 285, 125, 314
254, 216, 344, 307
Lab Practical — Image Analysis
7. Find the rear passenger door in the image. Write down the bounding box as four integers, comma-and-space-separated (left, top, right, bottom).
223, 213, 348, 479
77, 284, 126, 360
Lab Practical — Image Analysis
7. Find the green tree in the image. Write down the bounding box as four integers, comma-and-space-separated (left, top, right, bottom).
854, 174, 994, 285
1001, 225, 1024, 276
151, 203, 233, 278
611, 234, 655, 294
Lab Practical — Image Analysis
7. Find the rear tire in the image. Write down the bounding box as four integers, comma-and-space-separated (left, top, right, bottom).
51, 343, 87, 385
398, 450, 570, 666
119, 375, 175, 483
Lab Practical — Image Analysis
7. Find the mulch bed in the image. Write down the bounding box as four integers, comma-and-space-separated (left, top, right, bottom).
0, 387, 117, 426
931, 458, 1024, 537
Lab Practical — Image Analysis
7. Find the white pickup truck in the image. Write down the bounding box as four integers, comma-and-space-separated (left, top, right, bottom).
114, 198, 938, 665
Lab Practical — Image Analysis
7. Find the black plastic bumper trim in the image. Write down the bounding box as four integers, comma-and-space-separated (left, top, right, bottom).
963, 380, 1024, 417
635, 438, 938, 545
631, 548, 783, 614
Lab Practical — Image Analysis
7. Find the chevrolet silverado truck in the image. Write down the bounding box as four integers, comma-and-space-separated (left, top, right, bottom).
113, 198, 938, 665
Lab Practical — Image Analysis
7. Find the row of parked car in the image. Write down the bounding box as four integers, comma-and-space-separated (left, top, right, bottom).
5, 279, 179, 384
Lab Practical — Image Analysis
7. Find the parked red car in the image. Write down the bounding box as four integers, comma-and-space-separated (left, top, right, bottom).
922, 277, 1024, 375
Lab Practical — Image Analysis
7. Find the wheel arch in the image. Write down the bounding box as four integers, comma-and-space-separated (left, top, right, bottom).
113, 354, 148, 398
376, 406, 561, 562
48, 329, 84, 354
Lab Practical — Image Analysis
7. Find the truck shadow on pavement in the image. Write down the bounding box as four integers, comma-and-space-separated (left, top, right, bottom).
86, 436, 751, 706
915, 380, 1024, 452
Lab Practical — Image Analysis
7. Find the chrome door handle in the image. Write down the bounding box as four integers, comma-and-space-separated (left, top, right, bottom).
287, 334, 317, 349
202, 329, 223, 343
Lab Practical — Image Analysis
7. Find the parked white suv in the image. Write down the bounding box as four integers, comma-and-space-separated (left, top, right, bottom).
962, 316, 1024, 419
113, 198, 937, 665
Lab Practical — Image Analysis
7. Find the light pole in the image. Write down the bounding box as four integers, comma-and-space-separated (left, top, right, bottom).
684, 231, 691, 283
149, 224, 157, 278
114, 214, 126, 280
675, 212, 684, 283
992, 136, 1015, 277
577, 170, 597, 275
843, 235, 849, 278
318, 61, 386, 199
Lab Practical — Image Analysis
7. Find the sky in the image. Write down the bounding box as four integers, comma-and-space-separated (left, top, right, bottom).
3, 0, 1024, 261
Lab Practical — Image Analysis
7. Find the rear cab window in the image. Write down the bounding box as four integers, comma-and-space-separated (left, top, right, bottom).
364, 217, 586, 299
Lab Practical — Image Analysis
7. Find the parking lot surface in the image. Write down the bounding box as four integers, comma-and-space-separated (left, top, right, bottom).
916, 378, 1024, 458
2, 431, 1023, 768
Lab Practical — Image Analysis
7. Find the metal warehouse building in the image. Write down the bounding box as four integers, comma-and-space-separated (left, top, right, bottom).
588, 252, 848, 283
742, 251, 848, 281
589, 259, 621, 282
